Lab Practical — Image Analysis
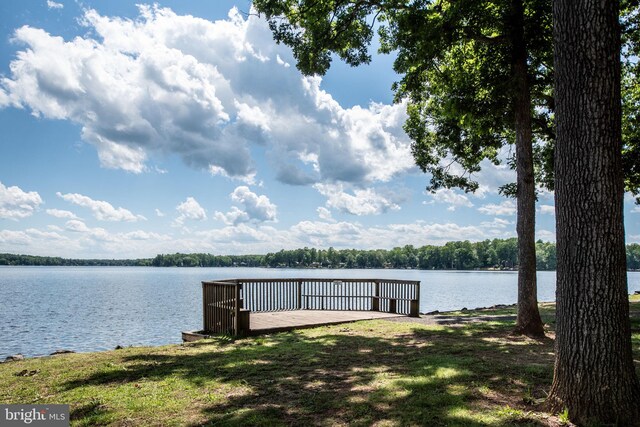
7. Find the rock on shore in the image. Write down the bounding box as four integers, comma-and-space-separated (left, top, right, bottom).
3, 354, 24, 362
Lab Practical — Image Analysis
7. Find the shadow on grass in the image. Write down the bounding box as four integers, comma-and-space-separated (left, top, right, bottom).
61, 319, 557, 426
69, 397, 112, 426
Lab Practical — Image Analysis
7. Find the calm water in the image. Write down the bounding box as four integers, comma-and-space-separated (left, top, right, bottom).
1, 267, 639, 358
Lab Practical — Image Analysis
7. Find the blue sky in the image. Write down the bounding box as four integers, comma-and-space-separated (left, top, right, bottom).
0, 0, 638, 258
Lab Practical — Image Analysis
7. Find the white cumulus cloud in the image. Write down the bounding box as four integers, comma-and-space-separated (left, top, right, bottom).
536, 229, 556, 242
1, 214, 523, 258
26, 228, 66, 240
47, 1, 64, 9
175, 197, 207, 225
480, 218, 513, 229
121, 230, 169, 241
317, 207, 334, 221
64, 220, 112, 241
230, 186, 277, 222
215, 186, 277, 225
0, 182, 43, 220
539, 204, 555, 216
214, 207, 249, 226
57, 192, 145, 221
478, 200, 517, 216
46, 208, 79, 219
427, 189, 474, 211
0, 229, 31, 245
0, 6, 414, 186
314, 183, 401, 216
65, 219, 90, 233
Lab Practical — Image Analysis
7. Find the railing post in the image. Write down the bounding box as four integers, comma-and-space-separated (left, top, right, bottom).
409, 281, 420, 317
235, 281, 251, 336
237, 309, 250, 336
372, 280, 380, 312
202, 281, 207, 332
409, 300, 419, 317
389, 298, 397, 314
234, 281, 241, 336
297, 280, 302, 310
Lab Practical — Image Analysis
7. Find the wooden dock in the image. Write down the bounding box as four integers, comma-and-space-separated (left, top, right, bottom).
196, 278, 421, 337
249, 310, 404, 335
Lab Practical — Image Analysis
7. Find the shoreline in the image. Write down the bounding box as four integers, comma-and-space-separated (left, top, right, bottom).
2, 264, 640, 273
0, 297, 637, 426
0, 301, 552, 363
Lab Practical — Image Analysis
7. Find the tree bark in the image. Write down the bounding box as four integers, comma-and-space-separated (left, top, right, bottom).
548, 0, 640, 424
510, 0, 545, 338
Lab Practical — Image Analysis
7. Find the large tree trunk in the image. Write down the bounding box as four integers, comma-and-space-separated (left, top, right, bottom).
510, 0, 545, 338
548, 0, 640, 424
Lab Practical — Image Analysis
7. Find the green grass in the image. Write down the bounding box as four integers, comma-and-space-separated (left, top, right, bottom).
1, 299, 639, 426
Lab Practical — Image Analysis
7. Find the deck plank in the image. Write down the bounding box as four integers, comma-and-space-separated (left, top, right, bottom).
249, 310, 403, 335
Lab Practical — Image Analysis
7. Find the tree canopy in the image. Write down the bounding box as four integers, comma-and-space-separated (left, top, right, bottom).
255, 0, 554, 192
254, 0, 551, 336
622, 0, 640, 202
255, 0, 639, 199
382, 0, 554, 193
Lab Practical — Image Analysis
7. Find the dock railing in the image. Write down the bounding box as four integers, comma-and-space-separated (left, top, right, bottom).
202, 278, 420, 336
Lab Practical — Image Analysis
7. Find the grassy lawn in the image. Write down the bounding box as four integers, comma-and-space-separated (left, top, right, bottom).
1, 297, 639, 426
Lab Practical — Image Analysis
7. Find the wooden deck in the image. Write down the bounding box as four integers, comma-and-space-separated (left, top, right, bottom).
199, 278, 420, 336
248, 310, 404, 335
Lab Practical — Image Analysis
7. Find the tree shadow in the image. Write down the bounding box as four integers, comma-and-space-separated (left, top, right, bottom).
69, 397, 112, 425
62, 322, 556, 426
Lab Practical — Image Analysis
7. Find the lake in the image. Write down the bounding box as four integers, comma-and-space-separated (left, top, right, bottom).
1, 267, 639, 358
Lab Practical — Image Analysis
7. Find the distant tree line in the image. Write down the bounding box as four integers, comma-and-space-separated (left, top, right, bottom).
262, 239, 545, 270
0, 254, 153, 266
150, 253, 264, 267
0, 253, 262, 267
2, 240, 640, 270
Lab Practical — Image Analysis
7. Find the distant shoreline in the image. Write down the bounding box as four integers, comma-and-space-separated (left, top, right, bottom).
2, 240, 640, 270
2, 264, 640, 273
